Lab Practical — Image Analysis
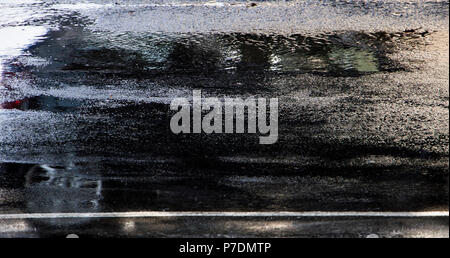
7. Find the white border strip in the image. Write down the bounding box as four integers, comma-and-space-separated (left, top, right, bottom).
0, 211, 448, 219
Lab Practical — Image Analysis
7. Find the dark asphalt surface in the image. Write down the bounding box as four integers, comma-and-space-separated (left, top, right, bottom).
0, 0, 449, 237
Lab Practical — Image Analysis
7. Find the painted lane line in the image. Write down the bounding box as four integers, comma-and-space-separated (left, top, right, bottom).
0, 211, 448, 219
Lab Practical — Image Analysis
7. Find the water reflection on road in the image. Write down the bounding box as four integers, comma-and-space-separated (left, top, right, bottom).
0, 0, 448, 237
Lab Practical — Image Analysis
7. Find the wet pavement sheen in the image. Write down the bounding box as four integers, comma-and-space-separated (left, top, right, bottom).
0, 0, 449, 237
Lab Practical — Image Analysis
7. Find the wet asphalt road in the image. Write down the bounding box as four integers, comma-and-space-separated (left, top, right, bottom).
0, 216, 448, 238
0, 0, 449, 237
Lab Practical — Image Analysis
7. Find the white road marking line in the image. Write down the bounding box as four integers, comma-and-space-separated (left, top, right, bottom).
0, 211, 448, 219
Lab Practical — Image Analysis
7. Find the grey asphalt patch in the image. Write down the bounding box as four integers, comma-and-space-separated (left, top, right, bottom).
0, 216, 448, 238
